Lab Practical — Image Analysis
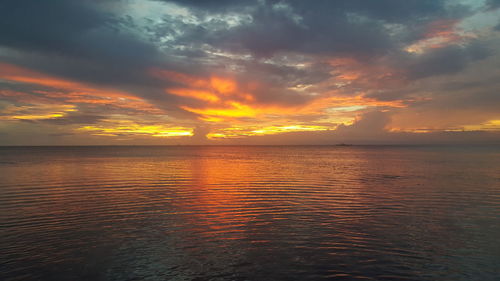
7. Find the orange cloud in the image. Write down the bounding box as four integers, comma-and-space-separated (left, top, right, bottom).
0, 89, 55, 104
77, 120, 193, 137
180, 93, 405, 124
463, 120, 500, 131
151, 68, 209, 88
0, 104, 77, 121
0, 62, 161, 113
152, 68, 254, 103
313, 95, 406, 109
405, 19, 473, 53
210, 76, 237, 94
328, 57, 407, 89
207, 124, 331, 139
152, 69, 263, 120
167, 88, 220, 103
151, 67, 407, 124
0, 63, 136, 99
424, 19, 461, 40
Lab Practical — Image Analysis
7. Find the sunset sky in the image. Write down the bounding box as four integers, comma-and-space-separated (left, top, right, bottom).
1, 0, 499, 145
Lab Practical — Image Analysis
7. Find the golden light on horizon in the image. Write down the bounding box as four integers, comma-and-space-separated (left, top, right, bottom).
0, 62, 415, 143
207, 124, 331, 139
463, 119, 500, 131
0, 104, 77, 121
182, 102, 259, 119
78, 120, 193, 138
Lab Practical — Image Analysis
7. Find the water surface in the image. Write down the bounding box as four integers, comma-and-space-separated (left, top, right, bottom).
1, 146, 499, 280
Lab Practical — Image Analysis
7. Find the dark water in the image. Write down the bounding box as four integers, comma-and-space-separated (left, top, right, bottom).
1, 146, 499, 281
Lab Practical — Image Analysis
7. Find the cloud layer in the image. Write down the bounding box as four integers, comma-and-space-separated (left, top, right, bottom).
0, 0, 499, 144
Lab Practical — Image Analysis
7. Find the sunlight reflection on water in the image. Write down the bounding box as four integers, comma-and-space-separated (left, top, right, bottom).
1, 146, 499, 280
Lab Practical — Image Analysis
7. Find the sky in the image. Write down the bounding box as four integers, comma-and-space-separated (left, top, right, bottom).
0, 0, 499, 145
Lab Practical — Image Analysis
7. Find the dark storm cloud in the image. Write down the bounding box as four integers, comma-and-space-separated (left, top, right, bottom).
168, 0, 453, 23
334, 0, 450, 22
0, 0, 167, 99
232, 59, 325, 85
226, 7, 391, 57
405, 43, 491, 79
165, 0, 470, 58
40, 114, 105, 125
0, 0, 107, 54
0, 0, 158, 65
48, 132, 75, 137
144, 0, 485, 115
367, 58, 500, 112
485, 0, 500, 10
161, 0, 255, 11
168, 2, 391, 58
0, 0, 476, 92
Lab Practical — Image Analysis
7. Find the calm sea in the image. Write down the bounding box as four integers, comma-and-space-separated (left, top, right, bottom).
1, 145, 499, 281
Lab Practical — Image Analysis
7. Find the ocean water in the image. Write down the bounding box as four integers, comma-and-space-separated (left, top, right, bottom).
0, 145, 499, 281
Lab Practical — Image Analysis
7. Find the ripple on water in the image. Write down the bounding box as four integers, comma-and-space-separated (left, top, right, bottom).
1, 146, 500, 281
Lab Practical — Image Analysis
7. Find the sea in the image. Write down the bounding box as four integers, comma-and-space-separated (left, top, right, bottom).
1, 145, 499, 281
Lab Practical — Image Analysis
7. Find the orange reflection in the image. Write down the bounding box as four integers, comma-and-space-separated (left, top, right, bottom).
182, 147, 258, 239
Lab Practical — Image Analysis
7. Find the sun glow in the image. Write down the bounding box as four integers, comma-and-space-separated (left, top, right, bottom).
182, 102, 259, 118
78, 120, 193, 137
207, 124, 330, 139
150, 66, 409, 128
462, 120, 500, 131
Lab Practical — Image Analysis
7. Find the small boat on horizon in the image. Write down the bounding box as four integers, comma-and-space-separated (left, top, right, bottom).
335, 143, 352, 146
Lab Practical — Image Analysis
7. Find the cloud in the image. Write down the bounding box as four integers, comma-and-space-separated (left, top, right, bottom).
162, 0, 471, 59
39, 114, 105, 125
0, 0, 499, 144
485, 0, 500, 11
214, 111, 500, 145
0, 0, 158, 65
335, 111, 391, 136
405, 43, 491, 79
190, 125, 211, 143
0, 0, 107, 54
